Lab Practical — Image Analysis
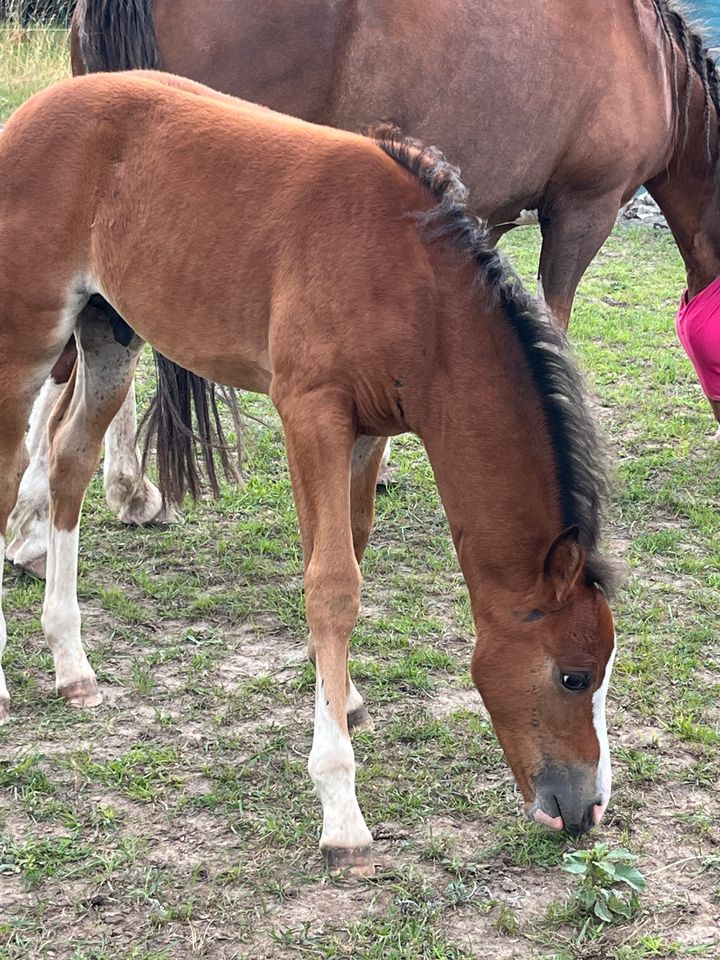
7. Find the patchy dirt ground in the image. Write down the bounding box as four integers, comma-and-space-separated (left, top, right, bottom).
0, 225, 718, 958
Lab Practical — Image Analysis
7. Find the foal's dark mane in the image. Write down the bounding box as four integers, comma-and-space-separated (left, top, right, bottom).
644, 1, 720, 159
372, 126, 618, 595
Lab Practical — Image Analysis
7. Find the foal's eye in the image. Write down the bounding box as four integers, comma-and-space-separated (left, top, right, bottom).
560, 671, 592, 692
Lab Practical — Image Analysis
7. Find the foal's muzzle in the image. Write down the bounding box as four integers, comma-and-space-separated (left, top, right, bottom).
526, 764, 606, 836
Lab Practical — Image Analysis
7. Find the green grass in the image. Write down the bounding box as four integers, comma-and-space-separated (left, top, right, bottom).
0, 24, 69, 121
0, 26, 719, 960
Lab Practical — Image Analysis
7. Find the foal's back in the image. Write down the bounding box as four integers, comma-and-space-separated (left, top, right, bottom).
0, 74, 438, 396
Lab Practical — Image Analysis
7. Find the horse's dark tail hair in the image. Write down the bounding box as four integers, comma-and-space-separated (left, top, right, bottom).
139, 354, 243, 507
74, 0, 160, 72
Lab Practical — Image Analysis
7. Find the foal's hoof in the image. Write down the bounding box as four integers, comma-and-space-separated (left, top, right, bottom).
347, 705, 374, 733
58, 677, 103, 709
0, 698, 10, 724
323, 845, 375, 878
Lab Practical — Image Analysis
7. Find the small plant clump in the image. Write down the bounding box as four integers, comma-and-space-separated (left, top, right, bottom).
562, 844, 646, 936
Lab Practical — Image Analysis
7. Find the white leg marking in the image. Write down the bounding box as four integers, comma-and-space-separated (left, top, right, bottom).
308, 671, 372, 850
104, 381, 168, 525
42, 525, 98, 697
0, 535, 10, 717
592, 638, 616, 811
6, 379, 65, 577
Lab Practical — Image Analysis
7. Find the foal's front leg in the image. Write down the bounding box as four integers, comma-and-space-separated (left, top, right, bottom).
278, 390, 374, 876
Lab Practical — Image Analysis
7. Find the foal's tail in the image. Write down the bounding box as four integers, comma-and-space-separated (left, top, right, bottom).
139, 354, 243, 506
73, 0, 160, 73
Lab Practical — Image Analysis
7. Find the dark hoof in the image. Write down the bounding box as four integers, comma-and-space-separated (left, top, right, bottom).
323, 845, 375, 877
347, 705, 374, 733
58, 677, 103, 709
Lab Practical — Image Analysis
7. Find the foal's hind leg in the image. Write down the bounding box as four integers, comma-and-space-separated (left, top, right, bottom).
0, 400, 34, 722
42, 307, 142, 707
276, 387, 374, 876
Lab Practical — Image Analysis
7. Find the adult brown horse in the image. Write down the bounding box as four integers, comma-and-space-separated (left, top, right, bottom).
8, 0, 720, 575
0, 72, 618, 871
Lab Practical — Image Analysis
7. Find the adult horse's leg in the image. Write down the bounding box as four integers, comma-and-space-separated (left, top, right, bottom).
538, 193, 624, 328
5, 376, 65, 578
276, 388, 374, 876
103, 378, 175, 525
6, 348, 169, 580
43, 303, 142, 708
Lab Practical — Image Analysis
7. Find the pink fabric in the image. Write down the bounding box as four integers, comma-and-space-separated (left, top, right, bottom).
676, 276, 720, 401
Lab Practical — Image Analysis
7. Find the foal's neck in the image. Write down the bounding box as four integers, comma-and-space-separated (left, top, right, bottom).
416, 279, 563, 619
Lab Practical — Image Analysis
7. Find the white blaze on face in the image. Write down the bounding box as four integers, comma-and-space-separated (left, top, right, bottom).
592, 638, 617, 808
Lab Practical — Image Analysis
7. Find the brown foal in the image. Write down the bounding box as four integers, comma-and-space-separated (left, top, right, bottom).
0, 74, 618, 874
11, 0, 720, 577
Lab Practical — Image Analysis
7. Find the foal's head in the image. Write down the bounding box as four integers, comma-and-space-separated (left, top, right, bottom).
471, 527, 616, 835
372, 124, 620, 835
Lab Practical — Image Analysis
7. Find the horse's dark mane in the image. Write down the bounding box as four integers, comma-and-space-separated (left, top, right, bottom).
371, 125, 619, 595
647, 1, 720, 159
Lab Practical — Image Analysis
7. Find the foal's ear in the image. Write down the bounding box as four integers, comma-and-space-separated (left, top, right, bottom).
543, 526, 585, 606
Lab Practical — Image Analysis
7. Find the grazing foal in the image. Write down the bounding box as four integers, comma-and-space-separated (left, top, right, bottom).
0, 74, 618, 874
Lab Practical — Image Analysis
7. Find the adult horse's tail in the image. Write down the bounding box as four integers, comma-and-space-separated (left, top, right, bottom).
73, 1, 242, 505
73, 0, 159, 72
140, 355, 243, 507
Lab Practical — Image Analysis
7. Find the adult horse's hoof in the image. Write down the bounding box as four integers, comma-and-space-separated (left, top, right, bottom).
0, 698, 10, 724
323, 845, 375, 878
58, 677, 103, 709
6, 532, 48, 579
111, 476, 177, 526
9, 551, 47, 580
347, 705, 374, 733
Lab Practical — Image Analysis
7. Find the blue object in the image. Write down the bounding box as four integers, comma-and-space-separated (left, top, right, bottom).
687, 0, 720, 57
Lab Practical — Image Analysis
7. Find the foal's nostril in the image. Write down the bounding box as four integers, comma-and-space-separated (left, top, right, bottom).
558, 799, 597, 837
